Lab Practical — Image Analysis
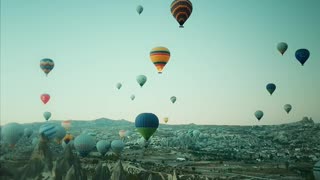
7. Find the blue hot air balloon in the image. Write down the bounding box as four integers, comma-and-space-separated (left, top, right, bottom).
295, 49, 310, 66
266, 83, 276, 95
135, 113, 159, 141
39, 123, 57, 140
74, 134, 96, 157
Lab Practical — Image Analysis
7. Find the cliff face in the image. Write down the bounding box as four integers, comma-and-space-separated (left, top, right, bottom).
18, 140, 54, 180
53, 144, 87, 180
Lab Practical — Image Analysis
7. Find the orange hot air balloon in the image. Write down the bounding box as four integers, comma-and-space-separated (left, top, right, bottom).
41, 94, 50, 104
150, 47, 171, 74
119, 130, 126, 139
61, 120, 72, 131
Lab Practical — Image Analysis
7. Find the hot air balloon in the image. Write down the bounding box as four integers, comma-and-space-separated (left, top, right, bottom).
314, 161, 320, 180
135, 113, 159, 141
111, 140, 125, 155
266, 83, 276, 95
171, 0, 193, 28
40, 58, 54, 76
119, 130, 126, 139
39, 123, 57, 141
63, 133, 74, 145
284, 104, 292, 114
116, 83, 122, 90
193, 130, 200, 138
170, 96, 177, 103
41, 94, 50, 104
295, 48, 310, 66
61, 120, 72, 131
277, 42, 288, 55
163, 117, 169, 123
74, 134, 96, 157
130, 94, 135, 101
62, 139, 74, 149
54, 125, 66, 144
150, 47, 171, 74
1, 123, 24, 147
43, 111, 51, 121
254, 110, 264, 121
136, 75, 147, 87
137, 5, 143, 15
24, 128, 33, 138
96, 140, 111, 156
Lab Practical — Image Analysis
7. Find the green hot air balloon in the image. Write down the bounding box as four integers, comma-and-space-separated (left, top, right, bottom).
136, 75, 147, 87
116, 83, 122, 90
43, 111, 52, 121
284, 104, 292, 114
130, 94, 135, 101
266, 83, 276, 95
136, 5, 143, 15
254, 110, 264, 121
135, 113, 159, 141
277, 42, 288, 55
170, 96, 177, 103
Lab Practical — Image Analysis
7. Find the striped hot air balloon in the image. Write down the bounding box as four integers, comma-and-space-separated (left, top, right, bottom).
150, 47, 171, 74
171, 0, 193, 28
40, 58, 54, 76
39, 123, 57, 140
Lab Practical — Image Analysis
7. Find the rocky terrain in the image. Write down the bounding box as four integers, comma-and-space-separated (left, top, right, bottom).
0, 117, 319, 179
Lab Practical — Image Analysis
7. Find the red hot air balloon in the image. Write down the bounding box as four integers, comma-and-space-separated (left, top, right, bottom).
41, 94, 50, 104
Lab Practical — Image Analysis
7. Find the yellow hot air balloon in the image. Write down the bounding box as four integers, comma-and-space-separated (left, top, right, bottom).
150, 47, 171, 74
164, 117, 169, 123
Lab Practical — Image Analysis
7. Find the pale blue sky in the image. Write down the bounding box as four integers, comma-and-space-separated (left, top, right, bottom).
1, 0, 319, 125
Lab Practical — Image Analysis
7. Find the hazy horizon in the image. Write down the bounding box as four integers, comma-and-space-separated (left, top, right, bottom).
1, 0, 319, 126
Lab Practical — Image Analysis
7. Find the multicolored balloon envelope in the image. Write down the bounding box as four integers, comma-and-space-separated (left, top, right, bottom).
295, 48, 310, 66
41, 94, 50, 104
171, 0, 193, 28
40, 58, 54, 76
150, 47, 170, 74
135, 113, 159, 141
